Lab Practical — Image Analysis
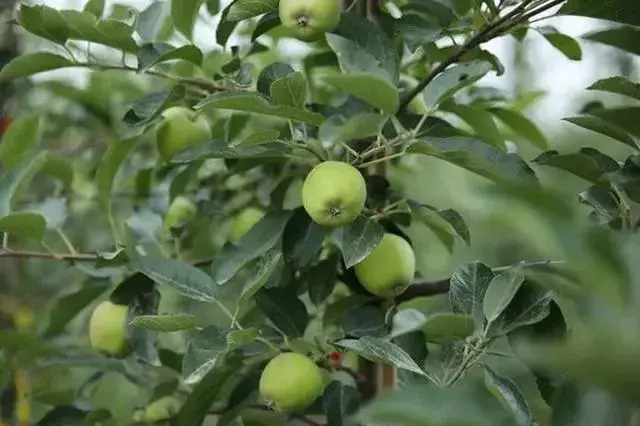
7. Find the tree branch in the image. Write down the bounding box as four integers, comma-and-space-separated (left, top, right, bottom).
0, 249, 98, 262
398, 0, 564, 112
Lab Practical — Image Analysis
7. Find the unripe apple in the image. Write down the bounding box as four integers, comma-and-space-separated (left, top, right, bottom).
302, 161, 367, 227
354, 233, 416, 298
163, 196, 197, 230
399, 74, 429, 115
279, 0, 341, 41
133, 396, 183, 423
156, 107, 211, 162
229, 206, 265, 243
89, 300, 132, 358
259, 352, 324, 412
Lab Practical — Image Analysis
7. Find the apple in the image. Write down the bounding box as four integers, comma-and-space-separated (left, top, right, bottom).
133, 396, 183, 423
279, 0, 341, 41
399, 74, 429, 115
354, 233, 416, 298
89, 300, 132, 358
229, 206, 265, 243
156, 107, 211, 162
163, 196, 197, 230
259, 352, 325, 412
302, 161, 367, 227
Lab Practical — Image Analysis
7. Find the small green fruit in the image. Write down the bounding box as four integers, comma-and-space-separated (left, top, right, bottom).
229, 207, 265, 243
354, 233, 416, 298
156, 107, 211, 162
163, 196, 197, 230
89, 301, 131, 358
399, 74, 428, 115
259, 352, 324, 412
279, 0, 341, 41
302, 161, 366, 227
134, 396, 183, 423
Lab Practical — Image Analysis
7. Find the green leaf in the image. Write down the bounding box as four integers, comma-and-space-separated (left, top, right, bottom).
563, 115, 637, 149
423, 61, 493, 110
324, 72, 399, 114
196, 91, 324, 126
61, 10, 138, 52
270, 71, 307, 108
559, 0, 640, 27
0, 53, 74, 82
255, 287, 308, 338
408, 201, 470, 251
137, 43, 203, 72
0, 115, 41, 168
324, 294, 374, 328
583, 26, 640, 56
43, 282, 108, 338
319, 113, 387, 146
489, 283, 553, 336
483, 268, 525, 324
407, 137, 538, 185
550, 384, 633, 426
181, 325, 228, 384
171, 0, 204, 39
171, 139, 292, 164
343, 305, 388, 338
123, 87, 186, 126
137, 1, 172, 42
84, 0, 106, 17
536, 27, 582, 61
588, 76, 640, 101
322, 381, 360, 426
488, 107, 549, 149
331, 216, 385, 269
422, 313, 475, 342
237, 249, 284, 304
134, 255, 218, 303
17, 198, 66, 231
484, 365, 533, 426
449, 261, 494, 328
211, 211, 291, 284
0, 212, 46, 240
590, 107, 640, 139
257, 62, 294, 96
389, 309, 427, 339
0, 153, 50, 217
226, 0, 278, 21
282, 208, 326, 270
440, 102, 503, 148
130, 314, 197, 332
305, 254, 339, 306
95, 136, 138, 198
337, 336, 429, 377
226, 328, 259, 351
533, 148, 619, 183
17, 4, 69, 44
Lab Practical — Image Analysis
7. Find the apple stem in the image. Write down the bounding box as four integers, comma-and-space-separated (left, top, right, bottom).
296, 16, 309, 27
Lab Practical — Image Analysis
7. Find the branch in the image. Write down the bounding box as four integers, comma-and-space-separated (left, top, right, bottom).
398, 0, 563, 111
0, 249, 98, 262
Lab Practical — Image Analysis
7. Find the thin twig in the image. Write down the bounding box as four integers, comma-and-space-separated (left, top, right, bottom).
0, 249, 98, 262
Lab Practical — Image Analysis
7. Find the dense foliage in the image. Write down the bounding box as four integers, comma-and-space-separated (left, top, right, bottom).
1, 0, 640, 425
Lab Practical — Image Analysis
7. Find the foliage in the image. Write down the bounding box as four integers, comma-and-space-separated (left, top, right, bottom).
1, 0, 640, 425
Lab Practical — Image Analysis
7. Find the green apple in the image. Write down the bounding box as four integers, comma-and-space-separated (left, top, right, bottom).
302, 161, 367, 227
89, 300, 132, 358
133, 396, 183, 423
229, 206, 265, 243
156, 107, 211, 162
259, 352, 325, 412
399, 74, 429, 115
163, 196, 197, 230
279, 0, 341, 41
354, 233, 416, 298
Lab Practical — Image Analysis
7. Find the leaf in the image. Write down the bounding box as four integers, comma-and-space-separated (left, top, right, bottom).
582, 26, 640, 56
590, 107, 640, 140
271, 72, 307, 108
237, 250, 284, 304
127, 289, 161, 366
60, 10, 138, 52
255, 288, 308, 338
422, 313, 475, 342
171, 0, 204, 39
449, 261, 495, 328
318, 113, 386, 146
423, 61, 493, 110
181, 326, 228, 384
331, 216, 385, 268
536, 27, 582, 61
226, 328, 259, 351
343, 305, 388, 338
0, 53, 74, 82
489, 282, 553, 336
0, 153, 49, 217
305, 254, 339, 306
336, 336, 428, 377
43, 282, 108, 338
324, 294, 374, 328
210, 211, 291, 285
563, 115, 637, 149
122, 87, 185, 126
196, 91, 324, 126
389, 309, 427, 339
0, 114, 41, 168
408, 201, 470, 251
483, 268, 526, 324
137, 1, 172, 42
17, 4, 69, 45
588, 76, 640, 102
484, 365, 533, 426
0, 212, 46, 240
130, 314, 197, 332
133, 255, 218, 302
533, 148, 619, 183
323, 381, 360, 426
282, 207, 326, 269
84, 0, 105, 17
226, 0, 278, 21
559, 0, 640, 27
407, 137, 538, 185
257, 62, 294, 96
137, 43, 203, 72
489, 107, 549, 149
550, 384, 633, 426
95, 137, 138, 197
440, 102, 503, 148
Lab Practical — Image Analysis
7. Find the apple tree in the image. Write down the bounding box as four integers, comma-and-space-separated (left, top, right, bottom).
1, 0, 640, 425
